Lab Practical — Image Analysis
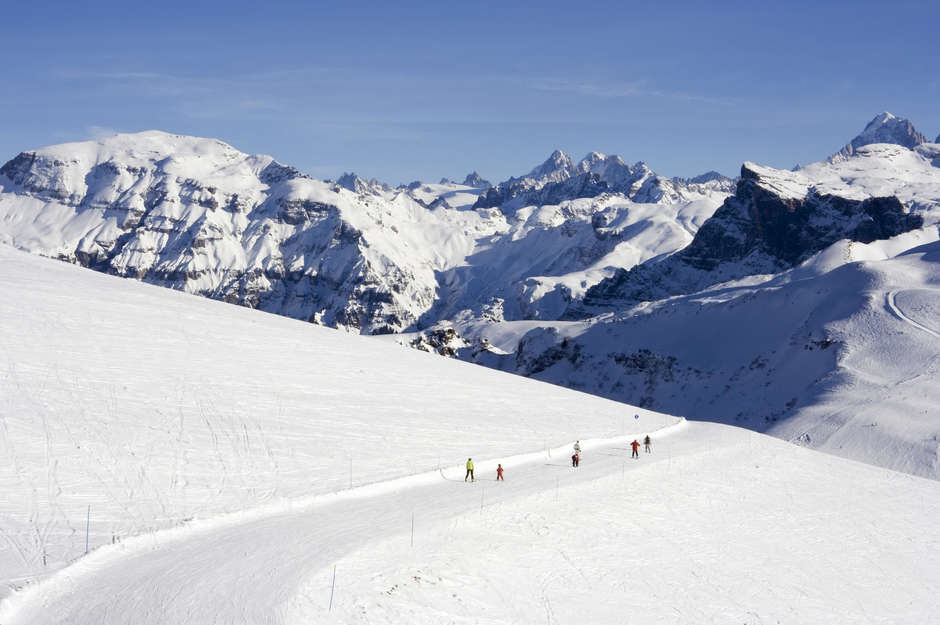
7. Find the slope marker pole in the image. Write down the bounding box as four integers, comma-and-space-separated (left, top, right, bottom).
329, 564, 337, 611
85, 505, 90, 555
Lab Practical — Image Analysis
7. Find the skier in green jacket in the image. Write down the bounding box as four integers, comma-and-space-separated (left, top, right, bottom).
465, 458, 475, 482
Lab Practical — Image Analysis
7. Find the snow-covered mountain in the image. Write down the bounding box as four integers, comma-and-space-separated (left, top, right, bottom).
0, 132, 461, 333
397, 114, 940, 479
464, 239, 940, 477
583, 141, 939, 308
0, 133, 730, 332
2, 113, 939, 481
834, 111, 928, 159
472, 149, 734, 211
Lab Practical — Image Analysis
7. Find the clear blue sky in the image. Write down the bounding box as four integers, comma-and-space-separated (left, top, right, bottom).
2, 0, 938, 185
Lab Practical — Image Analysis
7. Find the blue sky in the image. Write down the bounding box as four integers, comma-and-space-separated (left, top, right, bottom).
1, 0, 938, 184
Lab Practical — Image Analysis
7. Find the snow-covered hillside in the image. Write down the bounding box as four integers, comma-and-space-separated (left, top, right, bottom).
403, 114, 940, 479
1, 243, 938, 624
450, 238, 940, 479
0, 243, 674, 598
0, 133, 729, 333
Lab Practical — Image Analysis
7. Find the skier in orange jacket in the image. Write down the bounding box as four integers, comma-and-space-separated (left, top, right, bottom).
631, 439, 640, 458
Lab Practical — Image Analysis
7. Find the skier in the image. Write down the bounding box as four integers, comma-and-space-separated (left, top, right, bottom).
571, 452, 579, 467
644, 435, 651, 453
465, 458, 475, 482
572, 440, 582, 467
496, 464, 504, 481
631, 439, 640, 459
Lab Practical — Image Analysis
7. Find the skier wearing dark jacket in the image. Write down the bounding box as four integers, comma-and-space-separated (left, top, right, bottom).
644, 435, 651, 453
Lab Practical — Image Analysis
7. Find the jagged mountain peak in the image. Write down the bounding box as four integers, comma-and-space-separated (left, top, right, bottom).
461, 171, 490, 187
581, 151, 608, 163
835, 112, 927, 159
684, 170, 732, 185
527, 149, 576, 180
336, 172, 371, 193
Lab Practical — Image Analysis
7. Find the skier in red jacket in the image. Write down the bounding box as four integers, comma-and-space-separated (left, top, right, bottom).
496, 464, 504, 481
631, 439, 640, 459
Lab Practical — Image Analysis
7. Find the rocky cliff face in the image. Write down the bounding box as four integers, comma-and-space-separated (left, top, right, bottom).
584, 143, 937, 308
461, 171, 491, 188
0, 132, 443, 334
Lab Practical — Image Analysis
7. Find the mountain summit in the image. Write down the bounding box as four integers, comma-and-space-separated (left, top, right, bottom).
461, 171, 490, 187
834, 112, 927, 159
526, 149, 577, 182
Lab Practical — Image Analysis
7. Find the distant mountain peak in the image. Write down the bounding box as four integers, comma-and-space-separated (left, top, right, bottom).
684, 171, 732, 185
336, 172, 368, 192
461, 171, 490, 187
527, 149, 575, 180
835, 112, 927, 159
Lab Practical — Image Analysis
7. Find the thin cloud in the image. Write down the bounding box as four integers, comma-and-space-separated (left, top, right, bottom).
527, 77, 734, 106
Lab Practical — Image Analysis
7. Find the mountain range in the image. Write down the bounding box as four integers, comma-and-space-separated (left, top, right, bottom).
1, 112, 938, 478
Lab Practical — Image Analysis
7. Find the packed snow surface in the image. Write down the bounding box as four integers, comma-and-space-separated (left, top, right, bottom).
2, 244, 939, 624
0, 243, 673, 595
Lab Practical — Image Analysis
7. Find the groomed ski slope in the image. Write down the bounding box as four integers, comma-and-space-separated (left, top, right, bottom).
3, 422, 939, 625
0, 244, 673, 593
1, 244, 939, 624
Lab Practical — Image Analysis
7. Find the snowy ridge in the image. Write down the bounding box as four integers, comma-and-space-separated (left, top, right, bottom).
472, 149, 733, 211
455, 239, 940, 479
0, 133, 731, 331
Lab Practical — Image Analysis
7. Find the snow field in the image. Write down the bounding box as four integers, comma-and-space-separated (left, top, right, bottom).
0, 243, 675, 596
1, 244, 938, 624
302, 424, 940, 625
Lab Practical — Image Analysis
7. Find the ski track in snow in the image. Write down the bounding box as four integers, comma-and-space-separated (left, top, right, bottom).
0, 243, 678, 598
0, 424, 688, 624
3, 420, 939, 625
886, 289, 940, 339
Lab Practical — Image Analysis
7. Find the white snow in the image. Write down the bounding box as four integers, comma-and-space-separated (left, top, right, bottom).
744, 142, 940, 211
490, 238, 940, 480
0, 243, 673, 597
1, 243, 939, 624
0, 131, 731, 331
